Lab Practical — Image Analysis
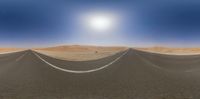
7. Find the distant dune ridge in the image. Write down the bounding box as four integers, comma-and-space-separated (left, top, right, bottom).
34, 45, 128, 61
0, 48, 23, 53
2, 45, 200, 59
136, 46, 200, 55
35, 45, 126, 52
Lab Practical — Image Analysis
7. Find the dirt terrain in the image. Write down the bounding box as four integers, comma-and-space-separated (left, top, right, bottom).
136, 46, 200, 55
0, 48, 24, 53
34, 45, 127, 61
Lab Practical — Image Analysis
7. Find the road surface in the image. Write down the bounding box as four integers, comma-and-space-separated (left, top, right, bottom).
0, 49, 200, 99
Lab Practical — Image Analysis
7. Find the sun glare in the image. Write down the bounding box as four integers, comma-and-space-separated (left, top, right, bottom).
83, 12, 117, 33
88, 15, 113, 32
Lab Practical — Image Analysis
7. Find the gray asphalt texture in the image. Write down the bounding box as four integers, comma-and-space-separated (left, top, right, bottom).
0, 49, 200, 99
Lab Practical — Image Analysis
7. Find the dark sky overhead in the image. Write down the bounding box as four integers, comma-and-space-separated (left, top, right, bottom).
0, 0, 200, 47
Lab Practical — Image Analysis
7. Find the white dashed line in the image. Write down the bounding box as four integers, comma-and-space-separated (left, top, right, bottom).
134, 52, 165, 70
15, 52, 27, 62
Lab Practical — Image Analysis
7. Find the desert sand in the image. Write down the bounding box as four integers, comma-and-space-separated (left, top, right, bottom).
136, 46, 200, 55
34, 45, 127, 61
0, 48, 24, 53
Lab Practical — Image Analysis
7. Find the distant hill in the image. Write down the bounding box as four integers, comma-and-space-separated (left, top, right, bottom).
136, 46, 200, 55
35, 45, 127, 52
34, 45, 127, 61
0, 48, 24, 52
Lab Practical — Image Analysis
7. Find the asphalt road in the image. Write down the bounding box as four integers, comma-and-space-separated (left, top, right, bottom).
0, 49, 200, 99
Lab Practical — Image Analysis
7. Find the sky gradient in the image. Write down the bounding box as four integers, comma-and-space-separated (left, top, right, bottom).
0, 0, 200, 47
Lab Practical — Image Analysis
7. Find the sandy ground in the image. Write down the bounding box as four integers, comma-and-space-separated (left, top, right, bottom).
34, 45, 127, 61
0, 48, 24, 53
136, 46, 200, 55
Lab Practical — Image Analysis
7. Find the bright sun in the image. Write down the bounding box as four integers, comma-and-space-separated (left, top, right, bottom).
88, 15, 113, 31
83, 13, 116, 33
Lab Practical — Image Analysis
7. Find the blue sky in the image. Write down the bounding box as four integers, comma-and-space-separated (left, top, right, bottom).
0, 0, 200, 47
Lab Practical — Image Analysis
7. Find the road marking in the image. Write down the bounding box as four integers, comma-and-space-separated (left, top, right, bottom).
134, 52, 165, 70
15, 52, 27, 62
33, 49, 129, 74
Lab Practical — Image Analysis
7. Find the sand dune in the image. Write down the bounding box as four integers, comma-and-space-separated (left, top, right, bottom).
0, 48, 24, 53
34, 45, 127, 61
136, 46, 200, 55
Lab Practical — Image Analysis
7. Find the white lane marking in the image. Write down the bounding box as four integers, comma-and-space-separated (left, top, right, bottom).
15, 52, 27, 62
134, 52, 165, 70
33, 50, 129, 73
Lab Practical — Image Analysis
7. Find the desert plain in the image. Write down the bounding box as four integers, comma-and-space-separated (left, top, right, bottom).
34, 45, 128, 61
0, 48, 24, 53
2, 45, 200, 59
34, 45, 200, 61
